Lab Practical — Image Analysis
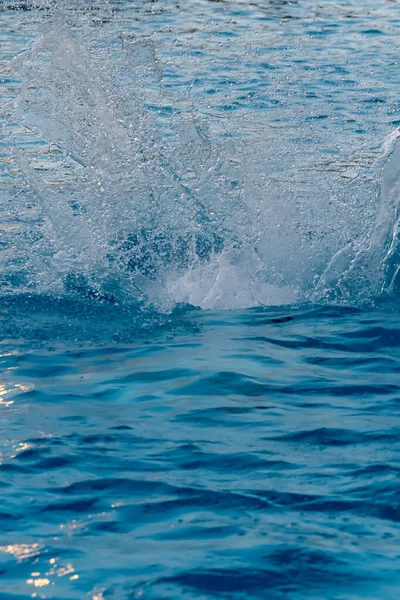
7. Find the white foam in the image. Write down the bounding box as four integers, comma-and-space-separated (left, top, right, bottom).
167, 248, 298, 310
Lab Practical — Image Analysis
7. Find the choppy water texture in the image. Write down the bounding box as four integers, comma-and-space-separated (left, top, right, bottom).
1, 0, 400, 599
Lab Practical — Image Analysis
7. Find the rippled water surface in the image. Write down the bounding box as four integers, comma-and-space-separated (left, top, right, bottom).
1, 302, 400, 599
1, 0, 400, 599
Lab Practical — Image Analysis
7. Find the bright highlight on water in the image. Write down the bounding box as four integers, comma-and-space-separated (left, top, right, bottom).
1, 1, 400, 599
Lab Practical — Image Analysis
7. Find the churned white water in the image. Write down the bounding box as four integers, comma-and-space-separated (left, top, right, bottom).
2, 0, 400, 309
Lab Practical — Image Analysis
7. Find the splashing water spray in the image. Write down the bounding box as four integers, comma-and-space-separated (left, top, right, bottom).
2, 0, 400, 310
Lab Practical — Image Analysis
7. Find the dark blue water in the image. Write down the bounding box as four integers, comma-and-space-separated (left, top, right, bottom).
1, 0, 400, 598
0, 299, 399, 599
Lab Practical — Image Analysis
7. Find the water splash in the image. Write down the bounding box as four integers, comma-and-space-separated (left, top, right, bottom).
314, 128, 400, 303
3, 2, 400, 310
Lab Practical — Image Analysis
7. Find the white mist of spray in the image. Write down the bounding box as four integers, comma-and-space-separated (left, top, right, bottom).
4, 0, 400, 309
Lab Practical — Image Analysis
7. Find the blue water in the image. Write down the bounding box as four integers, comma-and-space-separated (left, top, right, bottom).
1, 1, 400, 598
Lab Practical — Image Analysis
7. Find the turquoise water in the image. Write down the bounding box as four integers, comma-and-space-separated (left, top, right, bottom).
1, 1, 400, 598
